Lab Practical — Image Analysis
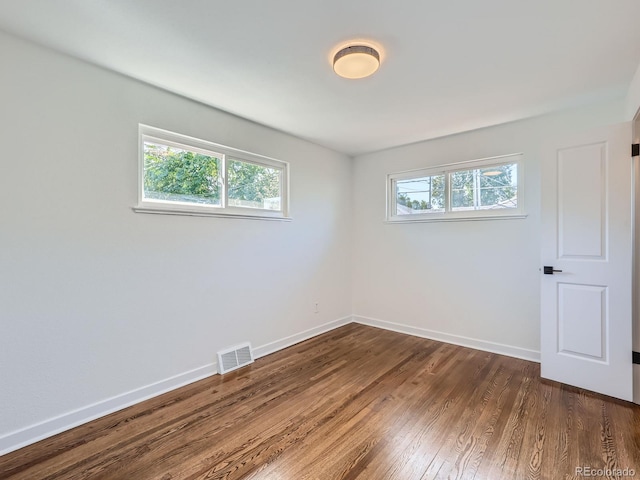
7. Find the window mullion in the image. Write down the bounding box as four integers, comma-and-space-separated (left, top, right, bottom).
473, 169, 480, 209
390, 179, 397, 218
445, 172, 451, 213
221, 154, 228, 209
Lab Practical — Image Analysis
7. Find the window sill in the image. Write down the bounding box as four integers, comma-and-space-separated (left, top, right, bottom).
132, 204, 292, 221
385, 213, 528, 224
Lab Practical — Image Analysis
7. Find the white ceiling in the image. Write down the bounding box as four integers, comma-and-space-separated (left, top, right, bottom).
1, 0, 640, 156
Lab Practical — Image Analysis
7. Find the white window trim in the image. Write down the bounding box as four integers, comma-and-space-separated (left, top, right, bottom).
133, 125, 291, 220
386, 153, 526, 223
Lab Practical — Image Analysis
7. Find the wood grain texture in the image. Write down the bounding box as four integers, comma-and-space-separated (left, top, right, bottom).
1, 323, 639, 480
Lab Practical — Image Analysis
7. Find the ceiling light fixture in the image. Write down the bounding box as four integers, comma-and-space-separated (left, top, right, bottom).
482, 169, 502, 176
333, 45, 380, 79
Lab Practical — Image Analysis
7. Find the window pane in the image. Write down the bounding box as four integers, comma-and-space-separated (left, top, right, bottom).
451, 163, 518, 211
479, 164, 518, 209
451, 170, 475, 210
227, 159, 282, 210
143, 141, 221, 205
396, 175, 445, 215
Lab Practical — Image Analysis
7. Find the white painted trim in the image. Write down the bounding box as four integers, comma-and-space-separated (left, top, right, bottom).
1, 314, 540, 456
353, 315, 540, 363
385, 213, 528, 224
0, 363, 216, 456
132, 205, 293, 221
0, 316, 353, 456
252, 315, 353, 359
634, 364, 640, 405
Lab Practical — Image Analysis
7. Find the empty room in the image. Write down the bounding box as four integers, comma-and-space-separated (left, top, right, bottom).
1, 1, 640, 479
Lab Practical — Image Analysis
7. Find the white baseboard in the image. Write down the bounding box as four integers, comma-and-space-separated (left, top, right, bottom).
0, 362, 217, 457
0, 315, 353, 457
252, 315, 353, 359
1, 314, 539, 456
353, 315, 540, 363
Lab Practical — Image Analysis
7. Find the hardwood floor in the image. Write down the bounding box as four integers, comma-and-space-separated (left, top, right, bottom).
1, 323, 639, 480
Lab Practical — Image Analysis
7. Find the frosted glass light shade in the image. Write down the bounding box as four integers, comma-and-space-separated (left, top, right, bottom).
333, 45, 380, 79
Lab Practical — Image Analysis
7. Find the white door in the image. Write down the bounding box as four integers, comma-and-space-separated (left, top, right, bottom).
540, 122, 633, 401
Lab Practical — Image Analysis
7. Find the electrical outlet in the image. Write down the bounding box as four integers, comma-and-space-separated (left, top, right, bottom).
314, 302, 319, 313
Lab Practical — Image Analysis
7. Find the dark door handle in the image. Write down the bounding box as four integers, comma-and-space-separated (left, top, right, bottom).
543, 266, 563, 275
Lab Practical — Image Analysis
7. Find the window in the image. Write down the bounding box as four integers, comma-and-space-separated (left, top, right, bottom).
450, 163, 518, 212
134, 125, 289, 219
396, 174, 445, 214
387, 154, 524, 222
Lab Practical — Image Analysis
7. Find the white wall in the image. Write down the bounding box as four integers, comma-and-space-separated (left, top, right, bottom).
351, 100, 626, 359
625, 61, 640, 121
0, 32, 353, 452
2, 26, 638, 455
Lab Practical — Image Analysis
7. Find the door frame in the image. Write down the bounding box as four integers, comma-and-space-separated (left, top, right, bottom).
633, 111, 640, 404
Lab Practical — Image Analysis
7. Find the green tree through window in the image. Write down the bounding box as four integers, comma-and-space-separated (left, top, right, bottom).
137, 126, 289, 218
227, 159, 281, 209
144, 142, 221, 205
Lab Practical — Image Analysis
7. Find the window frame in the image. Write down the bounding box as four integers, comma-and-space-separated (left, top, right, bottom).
134, 125, 290, 220
387, 153, 525, 223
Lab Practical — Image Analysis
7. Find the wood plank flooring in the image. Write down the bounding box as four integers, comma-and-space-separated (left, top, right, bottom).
1, 323, 639, 479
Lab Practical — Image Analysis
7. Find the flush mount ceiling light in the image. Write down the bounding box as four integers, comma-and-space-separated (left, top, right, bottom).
482, 169, 503, 176
333, 45, 380, 79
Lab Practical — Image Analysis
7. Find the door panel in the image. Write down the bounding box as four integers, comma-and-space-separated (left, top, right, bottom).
541, 122, 632, 401
558, 143, 606, 259
558, 283, 606, 360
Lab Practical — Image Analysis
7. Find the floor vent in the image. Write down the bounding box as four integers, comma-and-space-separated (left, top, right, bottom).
217, 342, 254, 374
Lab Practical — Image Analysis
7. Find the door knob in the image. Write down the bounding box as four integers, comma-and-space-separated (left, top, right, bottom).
543, 266, 563, 275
